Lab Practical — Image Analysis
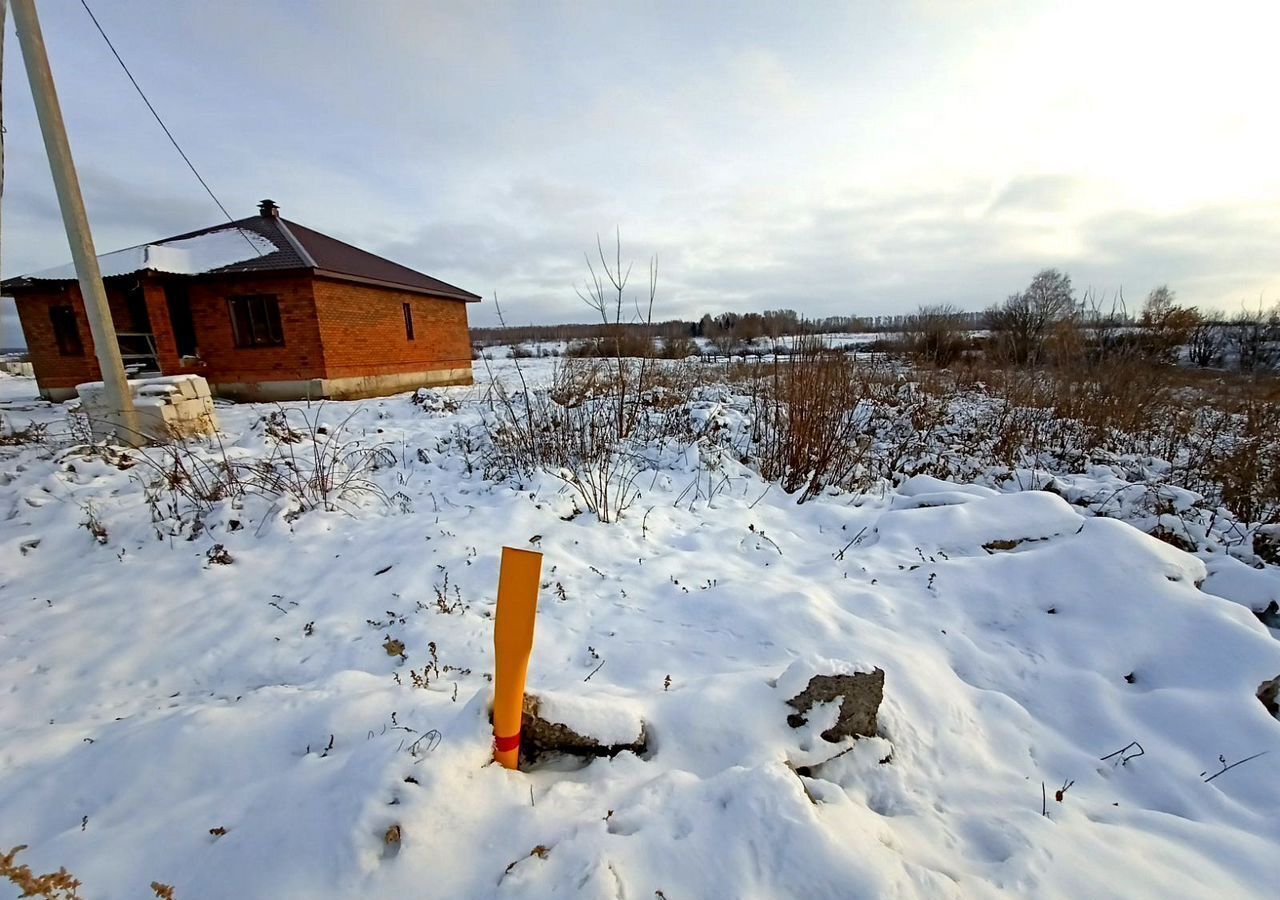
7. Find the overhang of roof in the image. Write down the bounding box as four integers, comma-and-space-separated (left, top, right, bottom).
1, 212, 482, 303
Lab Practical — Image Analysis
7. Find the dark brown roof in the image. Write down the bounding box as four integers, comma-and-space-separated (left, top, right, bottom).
281, 220, 480, 301
3, 210, 482, 302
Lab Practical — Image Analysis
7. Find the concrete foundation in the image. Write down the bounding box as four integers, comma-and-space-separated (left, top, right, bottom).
212, 366, 474, 402
51, 366, 473, 405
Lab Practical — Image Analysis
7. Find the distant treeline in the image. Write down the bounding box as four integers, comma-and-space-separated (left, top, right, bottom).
472, 308, 990, 346
473, 269, 1279, 375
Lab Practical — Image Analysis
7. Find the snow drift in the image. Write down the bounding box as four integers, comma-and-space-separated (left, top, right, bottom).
1, 366, 1278, 898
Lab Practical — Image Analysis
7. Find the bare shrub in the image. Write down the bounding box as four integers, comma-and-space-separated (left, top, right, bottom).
575, 232, 659, 440
1076, 289, 1134, 364
1226, 303, 1280, 373
0, 415, 51, 447
1138, 286, 1201, 365
972, 358, 1172, 465
566, 330, 654, 359
951, 356, 1280, 530
130, 405, 394, 530
1055, 360, 1171, 448
486, 355, 701, 522
490, 383, 644, 521
708, 329, 738, 360
131, 431, 245, 524
659, 334, 700, 359
484, 239, 694, 523
750, 338, 867, 501
1200, 390, 1280, 525
1187, 318, 1227, 368
748, 338, 946, 502
238, 407, 395, 512
902, 304, 968, 367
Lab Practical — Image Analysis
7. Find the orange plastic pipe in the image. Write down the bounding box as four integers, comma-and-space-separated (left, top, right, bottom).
493, 546, 543, 769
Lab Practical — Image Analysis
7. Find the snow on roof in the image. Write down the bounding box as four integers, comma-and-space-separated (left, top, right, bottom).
21, 227, 278, 281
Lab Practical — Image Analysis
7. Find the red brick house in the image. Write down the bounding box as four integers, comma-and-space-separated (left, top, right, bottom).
3, 200, 479, 401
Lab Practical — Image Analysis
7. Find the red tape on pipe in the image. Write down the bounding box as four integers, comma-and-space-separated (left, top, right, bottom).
494, 731, 521, 752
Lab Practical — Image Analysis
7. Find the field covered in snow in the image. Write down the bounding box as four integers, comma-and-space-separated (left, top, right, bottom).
2, 361, 1279, 899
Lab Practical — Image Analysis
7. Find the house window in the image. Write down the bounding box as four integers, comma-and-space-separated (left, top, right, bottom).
227, 294, 284, 348
50, 305, 83, 356
403, 302, 415, 340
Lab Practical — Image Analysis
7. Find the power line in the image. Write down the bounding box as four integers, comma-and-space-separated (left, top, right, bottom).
77, 0, 261, 255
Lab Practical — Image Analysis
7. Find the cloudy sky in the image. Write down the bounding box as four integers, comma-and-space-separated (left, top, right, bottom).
3, 0, 1278, 344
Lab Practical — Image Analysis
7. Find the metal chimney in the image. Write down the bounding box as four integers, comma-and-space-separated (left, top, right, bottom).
258, 199, 279, 218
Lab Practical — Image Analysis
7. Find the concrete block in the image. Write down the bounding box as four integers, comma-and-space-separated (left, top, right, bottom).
74, 375, 218, 443
175, 377, 201, 401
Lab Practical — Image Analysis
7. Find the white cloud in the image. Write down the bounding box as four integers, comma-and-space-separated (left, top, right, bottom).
2, 0, 1276, 336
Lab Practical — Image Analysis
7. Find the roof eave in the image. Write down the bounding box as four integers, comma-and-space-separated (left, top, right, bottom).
311, 268, 481, 301
3, 268, 216, 288
3, 269, 483, 302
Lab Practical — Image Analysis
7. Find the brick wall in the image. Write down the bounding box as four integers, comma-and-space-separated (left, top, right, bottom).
143, 280, 183, 375
181, 273, 327, 383
14, 285, 101, 393
312, 278, 473, 379
13, 272, 473, 396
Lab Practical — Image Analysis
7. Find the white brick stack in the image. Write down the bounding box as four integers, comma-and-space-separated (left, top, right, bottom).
75, 374, 218, 442
0, 361, 36, 377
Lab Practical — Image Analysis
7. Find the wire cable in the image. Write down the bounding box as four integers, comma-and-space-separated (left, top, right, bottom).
77, 0, 262, 255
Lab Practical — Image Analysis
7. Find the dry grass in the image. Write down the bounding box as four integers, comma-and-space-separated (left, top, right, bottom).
129, 404, 396, 532
484, 329, 1278, 531
900, 304, 971, 367
746, 337, 947, 502
0, 416, 52, 447
912, 359, 1280, 527
484, 354, 709, 522
1, 845, 82, 900
1, 843, 179, 899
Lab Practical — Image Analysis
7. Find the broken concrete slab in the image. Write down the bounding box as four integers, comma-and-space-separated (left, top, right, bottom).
780, 657, 884, 743
1259, 676, 1279, 717
520, 691, 648, 761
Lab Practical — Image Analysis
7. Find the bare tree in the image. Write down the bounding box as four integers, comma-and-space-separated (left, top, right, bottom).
986, 269, 1078, 365
575, 230, 658, 438
1138, 285, 1200, 365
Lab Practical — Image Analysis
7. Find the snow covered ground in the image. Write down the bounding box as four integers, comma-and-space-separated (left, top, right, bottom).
1, 365, 1278, 899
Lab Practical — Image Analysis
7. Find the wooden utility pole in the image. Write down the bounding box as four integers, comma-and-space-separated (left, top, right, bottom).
11, 0, 139, 444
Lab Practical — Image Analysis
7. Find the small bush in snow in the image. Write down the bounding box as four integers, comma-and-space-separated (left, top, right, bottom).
482, 237, 703, 523
748, 338, 946, 502
132, 405, 396, 533
0, 415, 51, 447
